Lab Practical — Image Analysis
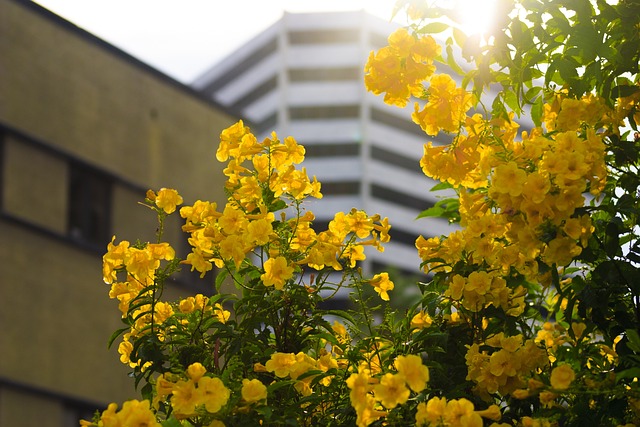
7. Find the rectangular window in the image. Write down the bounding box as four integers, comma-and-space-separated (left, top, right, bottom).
304, 143, 360, 157
370, 183, 434, 212
0, 129, 5, 211
288, 29, 359, 45
289, 67, 360, 82
68, 162, 112, 246
289, 105, 359, 120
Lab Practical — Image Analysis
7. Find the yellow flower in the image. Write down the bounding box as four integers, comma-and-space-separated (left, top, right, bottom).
444, 398, 481, 427
213, 303, 230, 323
187, 362, 207, 383
246, 217, 274, 246
113, 399, 161, 427
179, 297, 195, 313
171, 380, 199, 417
374, 373, 410, 409
261, 256, 295, 290
395, 354, 429, 392
412, 73, 474, 135
265, 352, 297, 378
124, 247, 159, 283
218, 204, 248, 235
550, 364, 575, 390
419, 397, 447, 425
217, 120, 250, 162
522, 171, 551, 204
218, 234, 247, 268
364, 28, 440, 107
155, 188, 183, 214
154, 301, 174, 323
492, 161, 527, 197
476, 404, 502, 421
542, 236, 582, 266
242, 378, 267, 403
197, 376, 230, 414
103, 237, 130, 284
346, 367, 372, 411
447, 274, 466, 300
370, 272, 394, 301
410, 311, 433, 330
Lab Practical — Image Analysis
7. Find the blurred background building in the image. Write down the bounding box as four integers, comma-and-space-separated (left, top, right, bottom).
0, 0, 236, 425
192, 10, 452, 279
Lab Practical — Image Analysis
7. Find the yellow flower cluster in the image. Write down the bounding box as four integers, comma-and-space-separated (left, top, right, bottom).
80, 399, 160, 427
103, 238, 175, 289
263, 350, 339, 396
413, 74, 475, 136
444, 271, 522, 314
154, 362, 230, 419
364, 28, 441, 107
465, 333, 547, 399
346, 355, 430, 427
179, 122, 392, 294
415, 98, 606, 315
415, 396, 502, 427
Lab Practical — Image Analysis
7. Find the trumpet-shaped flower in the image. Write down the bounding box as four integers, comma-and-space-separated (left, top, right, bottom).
374, 373, 410, 409
155, 188, 183, 214
197, 376, 230, 413
550, 364, 575, 390
261, 256, 294, 290
241, 378, 268, 403
369, 272, 394, 301
394, 354, 430, 392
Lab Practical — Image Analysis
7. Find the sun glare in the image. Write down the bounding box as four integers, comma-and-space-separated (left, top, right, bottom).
456, 0, 498, 36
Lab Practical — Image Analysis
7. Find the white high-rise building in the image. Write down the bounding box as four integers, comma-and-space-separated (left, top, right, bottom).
193, 10, 453, 276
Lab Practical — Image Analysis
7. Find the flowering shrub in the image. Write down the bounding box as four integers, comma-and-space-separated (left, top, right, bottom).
83, 1, 640, 426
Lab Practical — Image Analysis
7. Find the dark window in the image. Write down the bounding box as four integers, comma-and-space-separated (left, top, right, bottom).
321, 181, 360, 196
370, 145, 422, 174
289, 105, 359, 120
230, 75, 278, 112
289, 67, 360, 82
371, 183, 434, 212
68, 163, 112, 246
371, 260, 424, 279
388, 227, 422, 247
64, 402, 100, 427
0, 130, 5, 211
201, 38, 278, 95
370, 107, 453, 144
304, 143, 360, 157
370, 108, 425, 137
288, 29, 360, 45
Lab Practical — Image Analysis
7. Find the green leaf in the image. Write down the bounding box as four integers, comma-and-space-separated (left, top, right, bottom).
626, 329, 640, 353
107, 327, 130, 349
267, 379, 295, 393
430, 181, 454, 192
417, 206, 444, 219
161, 417, 183, 427
446, 44, 465, 75
452, 27, 467, 48
419, 22, 450, 34
531, 95, 544, 127
612, 84, 640, 98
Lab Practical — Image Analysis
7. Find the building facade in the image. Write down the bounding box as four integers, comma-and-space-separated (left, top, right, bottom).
0, 1, 236, 425
192, 11, 453, 278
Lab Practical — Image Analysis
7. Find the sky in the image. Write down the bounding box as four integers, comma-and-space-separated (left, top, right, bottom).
32, 0, 400, 84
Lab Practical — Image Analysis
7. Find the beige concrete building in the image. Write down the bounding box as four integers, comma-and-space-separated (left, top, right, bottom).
0, 0, 236, 425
